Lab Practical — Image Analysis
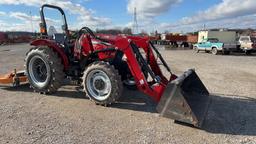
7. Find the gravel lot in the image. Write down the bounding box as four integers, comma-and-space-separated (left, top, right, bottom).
0, 44, 256, 144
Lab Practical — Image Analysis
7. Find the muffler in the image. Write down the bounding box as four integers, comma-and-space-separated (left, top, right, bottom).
156, 69, 210, 127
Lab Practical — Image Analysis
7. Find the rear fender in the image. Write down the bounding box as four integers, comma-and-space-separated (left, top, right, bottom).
30, 39, 69, 70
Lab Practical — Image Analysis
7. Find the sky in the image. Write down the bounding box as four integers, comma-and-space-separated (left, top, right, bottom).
0, 0, 256, 33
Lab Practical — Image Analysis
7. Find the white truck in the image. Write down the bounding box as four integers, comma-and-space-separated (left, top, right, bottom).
238, 36, 256, 55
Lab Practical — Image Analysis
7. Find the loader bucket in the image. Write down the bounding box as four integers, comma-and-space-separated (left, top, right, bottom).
156, 69, 210, 127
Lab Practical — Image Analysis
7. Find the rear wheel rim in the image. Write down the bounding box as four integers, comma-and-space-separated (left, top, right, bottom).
28, 55, 50, 87
86, 70, 112, 101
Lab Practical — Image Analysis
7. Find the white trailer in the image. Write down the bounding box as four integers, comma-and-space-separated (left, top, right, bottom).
198, 30, 238, 43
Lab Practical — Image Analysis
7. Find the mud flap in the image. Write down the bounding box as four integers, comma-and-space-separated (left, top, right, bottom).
156, 69, 210, 127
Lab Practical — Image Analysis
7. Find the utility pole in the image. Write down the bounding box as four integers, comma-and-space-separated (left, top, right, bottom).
29, 11, 34, 33
133, 7, 139, 34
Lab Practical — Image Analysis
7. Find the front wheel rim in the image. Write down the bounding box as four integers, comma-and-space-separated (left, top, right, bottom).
194, 47, 198, 52
212, 48, 217, 54
86, 70, 112, 101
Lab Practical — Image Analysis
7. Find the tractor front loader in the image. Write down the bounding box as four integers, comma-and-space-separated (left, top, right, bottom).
0, 4, 210, 127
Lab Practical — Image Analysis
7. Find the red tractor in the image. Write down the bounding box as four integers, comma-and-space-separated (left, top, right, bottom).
0, 4, 210, 127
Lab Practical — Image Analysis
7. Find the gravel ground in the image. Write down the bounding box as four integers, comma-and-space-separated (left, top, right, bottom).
0, 44, 256, 144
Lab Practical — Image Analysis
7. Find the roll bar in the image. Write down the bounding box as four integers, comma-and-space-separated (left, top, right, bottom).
40, 4, 69, 36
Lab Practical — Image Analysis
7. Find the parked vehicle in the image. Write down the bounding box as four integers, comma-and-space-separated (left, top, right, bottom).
0, 32, 33, 45
0, 4, 211, 127
187, 34, 198, 48
193, 38, 238, 55
238, 36, 256, 55
0, 32, 8, 45
153, 34, 198, 48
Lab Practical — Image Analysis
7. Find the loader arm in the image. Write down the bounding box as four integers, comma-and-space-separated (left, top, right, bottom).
114, 38, 171, 102
128, 36, 172, 83
114, 37, 210, 127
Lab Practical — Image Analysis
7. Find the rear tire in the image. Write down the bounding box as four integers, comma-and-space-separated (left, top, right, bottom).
245, 50, 252, 55
83, 61, 123, 106
25, 47, 65, 94
212, 47, 218, 55
223, 51, 230, 55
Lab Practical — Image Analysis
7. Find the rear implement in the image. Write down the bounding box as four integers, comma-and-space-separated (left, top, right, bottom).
0, 69, 27, 86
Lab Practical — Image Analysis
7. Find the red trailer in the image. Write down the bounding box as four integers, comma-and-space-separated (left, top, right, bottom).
0, 32, 8, 45
155, 34, 198, 48
166, 35, 187, 42
7, 33, 32, 44
187, 35, 198, 43
187, 34, 198, 48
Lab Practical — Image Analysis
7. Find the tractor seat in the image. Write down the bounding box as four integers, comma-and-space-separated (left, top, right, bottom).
52, 33, 73, 56
53, 33, 66, 44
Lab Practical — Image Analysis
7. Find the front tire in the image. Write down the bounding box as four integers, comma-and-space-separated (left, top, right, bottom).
194, 46, 199, 53
25, 47, 65, 94
212, 47, 218, 55
83, 62, 123, 106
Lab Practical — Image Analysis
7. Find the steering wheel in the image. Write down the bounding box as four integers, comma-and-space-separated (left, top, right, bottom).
78, 27, 96, 38
77, 27, 110, 44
